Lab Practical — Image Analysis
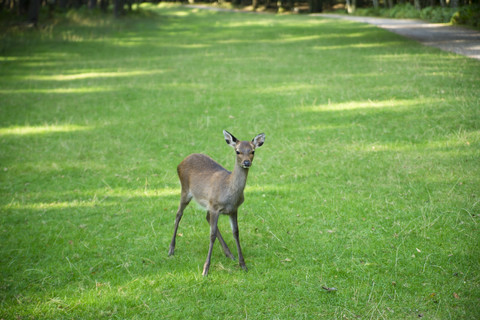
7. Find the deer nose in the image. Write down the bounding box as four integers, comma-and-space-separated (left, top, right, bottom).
242, 160, 251, 168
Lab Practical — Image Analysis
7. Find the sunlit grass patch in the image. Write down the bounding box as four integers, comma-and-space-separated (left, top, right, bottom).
0, 124, 93, 136
26, 69, 166, 81
298, 98, 430, 111
0, 87, 114, 94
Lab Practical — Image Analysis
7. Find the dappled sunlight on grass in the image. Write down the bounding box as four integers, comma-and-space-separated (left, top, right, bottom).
255, 83, 319, 94
297, 98, 437, 112
221, 19, 278, 28
1, 52, 78, 62
0, 124, 93, 136
245, 184, 292, 194
27, 70, 166, 81
313, 41, 404, 50
355, 132, 478, 153
276, 34, 323, 43
169, 8, 193, 17
370, 52, 458, 61
0, 87, 114, 94
113, 37, 211, 49
4, 199, 99, 211
2, 187, 179, 211
155, 43, 212, 49
105, 186, 179, 199
63, 10, 115, 28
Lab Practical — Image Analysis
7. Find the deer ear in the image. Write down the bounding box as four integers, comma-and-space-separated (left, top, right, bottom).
252, 133, 265, 148
223, 130, 238, 148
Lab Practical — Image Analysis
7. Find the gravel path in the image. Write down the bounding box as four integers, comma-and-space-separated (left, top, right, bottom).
315, 14, 480, 60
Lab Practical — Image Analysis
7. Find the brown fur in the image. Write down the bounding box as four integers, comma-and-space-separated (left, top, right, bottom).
168, 131, 265, 276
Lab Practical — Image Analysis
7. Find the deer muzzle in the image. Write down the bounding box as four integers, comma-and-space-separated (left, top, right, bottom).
242, 160, 252, 168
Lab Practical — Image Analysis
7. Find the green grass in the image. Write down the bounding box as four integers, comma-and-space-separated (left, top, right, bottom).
1, 3, 479, 319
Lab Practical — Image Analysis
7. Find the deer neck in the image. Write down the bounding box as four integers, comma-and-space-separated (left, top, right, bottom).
229, 161, 249, 192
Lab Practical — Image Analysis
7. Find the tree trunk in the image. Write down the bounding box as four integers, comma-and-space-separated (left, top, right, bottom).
27, 0, 40, 26
58, 0, 67, 10
114, 0, 124, 17
0, 0, 7, 11
89, 0, 97, 9
309, 0, 322, 13
414, 0, 421, 10
19, 0, 29, 15
346, 0, 356, 13
450, 0, 458, 7
372, 0, 379, 9
100, 0, 109, 12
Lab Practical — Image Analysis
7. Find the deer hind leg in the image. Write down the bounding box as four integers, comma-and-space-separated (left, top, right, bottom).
203, 210, 220, 276
168, 191, 192, 256
206, 211, 234, 260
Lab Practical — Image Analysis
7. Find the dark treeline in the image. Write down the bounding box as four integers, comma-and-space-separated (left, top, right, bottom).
1, 0, 139, 24
1, 0, 479, 26
228, 0, 478, 12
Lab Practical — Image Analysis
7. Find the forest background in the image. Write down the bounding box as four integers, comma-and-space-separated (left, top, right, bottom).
1, 0, 480, 29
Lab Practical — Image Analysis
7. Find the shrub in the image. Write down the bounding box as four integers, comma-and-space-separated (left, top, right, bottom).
348, 4, 479, 27
389, 3, 420, 19
451, 5, 480, 27
420, 6, 456, 23
355, 7, 384, 17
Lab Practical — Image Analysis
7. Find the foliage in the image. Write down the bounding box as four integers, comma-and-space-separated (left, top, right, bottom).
354, 3, 479, 26
451, 4, 480, 27
354, 4, 423, 19
388, 3, 419, 18
418, 6, 453, 22
1, 4, 480, 319
1, 0, 479, 27
0, 0, 138, 27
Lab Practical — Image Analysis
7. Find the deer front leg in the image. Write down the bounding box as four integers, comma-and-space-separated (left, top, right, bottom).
230, 211, 247, 271
203, 211, 220, 276
169, 193, 191, 256
206, 211, 235, 260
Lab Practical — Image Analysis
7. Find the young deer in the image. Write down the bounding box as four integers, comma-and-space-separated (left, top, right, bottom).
168, 130, 265, 276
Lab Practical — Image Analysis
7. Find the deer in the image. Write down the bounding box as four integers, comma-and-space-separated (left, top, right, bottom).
168, 130, 265, 276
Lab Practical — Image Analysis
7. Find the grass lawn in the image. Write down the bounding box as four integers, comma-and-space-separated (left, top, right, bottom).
1, 4, 479, 319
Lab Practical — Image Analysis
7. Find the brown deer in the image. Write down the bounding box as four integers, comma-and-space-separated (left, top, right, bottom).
168, 130, 265, 276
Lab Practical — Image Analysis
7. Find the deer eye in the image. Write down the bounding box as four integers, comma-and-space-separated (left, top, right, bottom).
236, 151, 240, 155
251, 151, 255, 155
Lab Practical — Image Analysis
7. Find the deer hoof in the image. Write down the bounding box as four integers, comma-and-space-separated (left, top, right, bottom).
202, 263, 210, 276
